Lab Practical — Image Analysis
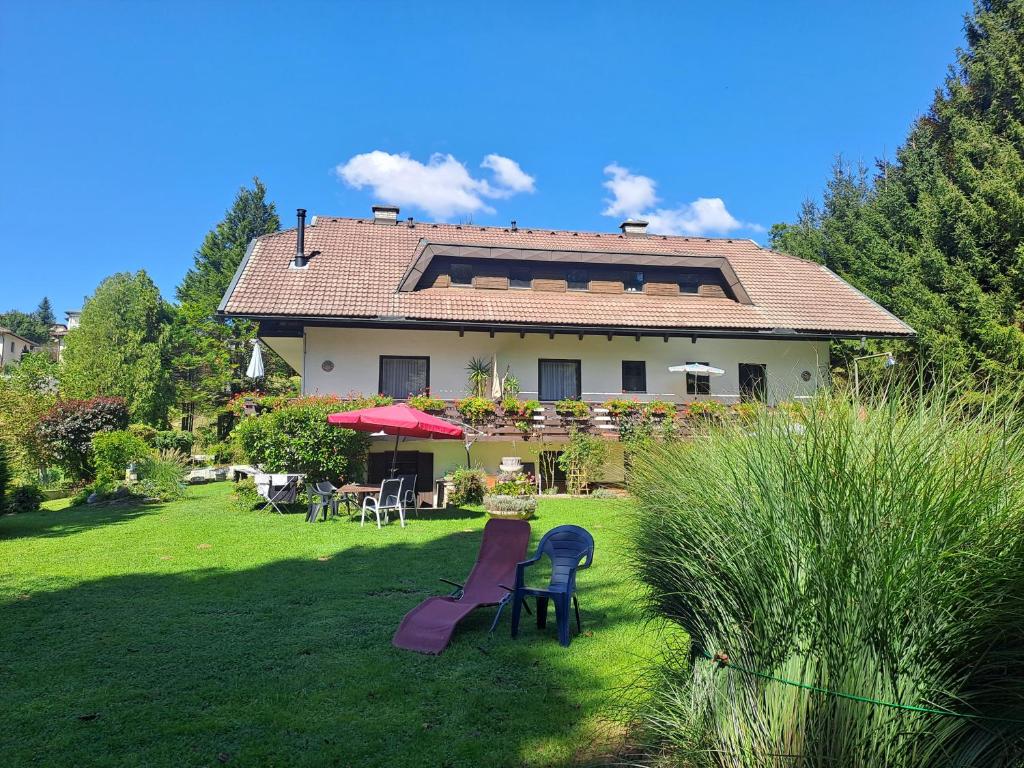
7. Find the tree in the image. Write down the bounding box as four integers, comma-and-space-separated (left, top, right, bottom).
0, 352, 58, 479
171, 178, 287, 413
771, 0, 1024, 390
0, 308, 49, 345
35, 397, 130, 481
35, 297, 55, 327
60, 271, 174, 425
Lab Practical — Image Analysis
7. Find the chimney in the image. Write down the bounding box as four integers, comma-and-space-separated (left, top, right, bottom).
372, 205, 399, 225
293, 208, 307, 268
619, 219, 648, 237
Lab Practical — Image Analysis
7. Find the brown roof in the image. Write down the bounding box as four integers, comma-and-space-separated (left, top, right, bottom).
220, 216, 913, 337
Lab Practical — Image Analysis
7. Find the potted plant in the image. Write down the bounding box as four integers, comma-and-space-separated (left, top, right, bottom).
407, 392, 447, 413
555, 398, 590, 419
646, 400, 677, 419
455, 396, 497, 424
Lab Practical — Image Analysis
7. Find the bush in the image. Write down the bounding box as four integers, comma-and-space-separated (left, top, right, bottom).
554, 398, 590, 418
501, 397, 540, 418
483, 494, 537, 519
7, 483, 43, 514
601, 398, 641, 417
231, 477, 262, 512
629, 391, 1024, 766
455, 396, 496, 424
153, 430, 194, 454
92, 430, 152, 484
127, 423, 158, 444
35, 397, 130, 481
558, 428, 608, 494
407, 393, 447, 412
645, 400, 677, 418
683, 400, 728, 420
0, 441, 8, 514
492, 472, 535, 497
448, 468, 486, 506
135, 449, 188, 502
232, 396, 372, 482
589, 487, 619, 499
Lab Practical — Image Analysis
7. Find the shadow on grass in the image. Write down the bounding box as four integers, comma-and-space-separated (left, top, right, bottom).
0, 498, 165, 541
0, 524, 642, 768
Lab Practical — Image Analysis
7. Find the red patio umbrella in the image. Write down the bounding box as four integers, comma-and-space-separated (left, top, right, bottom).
327, 403, 464, 476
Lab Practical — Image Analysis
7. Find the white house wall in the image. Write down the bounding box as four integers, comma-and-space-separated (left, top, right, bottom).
299, 327, 830, 405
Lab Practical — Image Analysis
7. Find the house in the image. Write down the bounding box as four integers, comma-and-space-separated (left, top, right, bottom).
0, 326, 38, 367
219, 206, 913, 486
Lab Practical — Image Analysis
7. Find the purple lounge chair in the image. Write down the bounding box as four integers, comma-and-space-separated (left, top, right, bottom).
392, 518, 532, 654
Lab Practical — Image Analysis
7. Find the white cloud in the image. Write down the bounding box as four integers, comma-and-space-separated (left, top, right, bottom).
600, 163, 761, 236
602, 163, 658, 218
481, 154, 535, 195
335, 150, 534, 219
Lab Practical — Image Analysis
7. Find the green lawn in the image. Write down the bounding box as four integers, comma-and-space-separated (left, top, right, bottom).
0, 484, 655, 767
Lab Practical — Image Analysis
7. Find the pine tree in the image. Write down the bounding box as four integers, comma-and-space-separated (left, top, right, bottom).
35, 297, 55, 327
172, 178, 285, 413
771, 0, 1024, 389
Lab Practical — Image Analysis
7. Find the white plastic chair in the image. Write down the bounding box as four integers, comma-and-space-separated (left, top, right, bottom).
361, 478, 406, 528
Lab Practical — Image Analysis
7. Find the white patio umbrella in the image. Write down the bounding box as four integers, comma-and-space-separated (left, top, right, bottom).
490, 354, 502, 399
668, 363, 725, 377
245, 339, 265, 380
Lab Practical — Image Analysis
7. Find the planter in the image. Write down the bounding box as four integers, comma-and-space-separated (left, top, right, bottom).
483, 494, 537, 520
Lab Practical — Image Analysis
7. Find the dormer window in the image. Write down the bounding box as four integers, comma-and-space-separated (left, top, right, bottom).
451, 264, 473, 286
567, 269, 589, 291
625, 270, 645, 293
679, 277, 699, 294
510, 268, 531, 289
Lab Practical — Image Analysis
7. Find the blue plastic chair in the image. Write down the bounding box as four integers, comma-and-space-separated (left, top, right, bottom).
510, 525, 595, 647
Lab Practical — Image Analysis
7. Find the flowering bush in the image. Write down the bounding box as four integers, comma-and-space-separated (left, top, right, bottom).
407, 393, 447, 412
645, 400, 677, 418
455, 396, 496, 424
555, 399, 590, 418
493, 471, 536, 497
601, 398, 642, 416
501, 397, 541, 418
683, 400, 729, 420
35, 397, 130, 481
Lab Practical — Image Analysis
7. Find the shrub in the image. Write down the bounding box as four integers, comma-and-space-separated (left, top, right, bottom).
501, 397, 540, 419
35, 397, 129, 481
483, 494, 537, 519
153, 430, 193, 454
455, 396, 496, 424
231, 477, 261, 512
92, 430, 152, 484
558, 428, 608, 494
492, 472, 535, 497
629, 391, 1024, 766
590, 487, 619, 499
0, 441, 8, 514
406, 393, 447, 412
127, 423, 158, 444
645, 400, 677, 418
555, 398, 590, 418
70, 479, 119, 506
683, 399, 728, 420
7, 483, 43, 514
232, 396, 371, 482
448, 468, 486, 506
601, 398, 641, 417
135, 449, 188, 502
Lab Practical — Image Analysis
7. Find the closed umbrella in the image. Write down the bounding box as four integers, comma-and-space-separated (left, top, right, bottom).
490, 354, 502, 399
246, 339, 265, 380
668, 363, 725, 376
328, 403, 464, 476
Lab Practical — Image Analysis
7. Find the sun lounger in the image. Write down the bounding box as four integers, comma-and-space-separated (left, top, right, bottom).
392, 518, 531, 654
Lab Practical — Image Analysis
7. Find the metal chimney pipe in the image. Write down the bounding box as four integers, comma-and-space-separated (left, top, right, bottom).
294, 208, 307, 267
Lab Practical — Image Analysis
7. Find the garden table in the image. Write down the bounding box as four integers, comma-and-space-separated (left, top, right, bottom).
339, 483, 379, 518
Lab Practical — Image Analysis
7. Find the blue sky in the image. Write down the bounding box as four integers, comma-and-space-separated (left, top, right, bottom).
0, 1, 971, 316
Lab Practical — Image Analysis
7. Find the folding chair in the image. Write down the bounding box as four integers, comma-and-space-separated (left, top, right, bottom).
255, 473, 298, 514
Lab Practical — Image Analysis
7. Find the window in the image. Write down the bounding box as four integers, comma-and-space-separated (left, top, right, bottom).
510, 268, 531, 289
567, 269, 589, 291
379, 356, 429, 399
686, 361, 711, 396
739, 363, 767, 402
625, 270, 645, 292
539, 359, 581, 401
450, 264, 473, 286
621, 361, 646, 393
679, 277, 699, 294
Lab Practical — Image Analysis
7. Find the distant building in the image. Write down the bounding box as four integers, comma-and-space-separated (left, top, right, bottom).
65, 310, 81, 329
0, 326, 38, 367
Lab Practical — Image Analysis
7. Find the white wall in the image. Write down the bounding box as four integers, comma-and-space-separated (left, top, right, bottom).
300, 327, 830, 405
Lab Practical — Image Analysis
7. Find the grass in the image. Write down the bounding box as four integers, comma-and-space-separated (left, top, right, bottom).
0, 483, 652, 767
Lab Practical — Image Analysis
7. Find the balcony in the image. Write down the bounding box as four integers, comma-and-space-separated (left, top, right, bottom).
400, 397, 746, 442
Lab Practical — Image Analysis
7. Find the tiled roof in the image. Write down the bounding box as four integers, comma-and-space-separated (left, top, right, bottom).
220, 216, 913, 337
